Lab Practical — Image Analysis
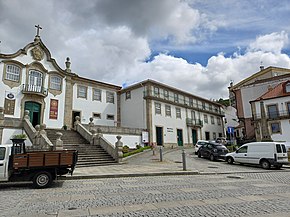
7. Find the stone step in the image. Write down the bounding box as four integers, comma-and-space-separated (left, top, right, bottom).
46, 128, 117, 167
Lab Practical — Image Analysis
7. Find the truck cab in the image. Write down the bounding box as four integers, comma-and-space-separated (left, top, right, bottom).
0, 145, 11, 181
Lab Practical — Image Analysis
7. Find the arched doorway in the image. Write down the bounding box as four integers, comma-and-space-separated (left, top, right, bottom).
24, 101, 41, 126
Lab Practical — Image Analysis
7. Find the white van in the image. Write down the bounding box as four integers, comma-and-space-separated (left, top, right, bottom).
225, 142, 288, 169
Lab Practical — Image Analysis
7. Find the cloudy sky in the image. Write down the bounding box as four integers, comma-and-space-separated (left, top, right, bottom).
1, 0, 290, 100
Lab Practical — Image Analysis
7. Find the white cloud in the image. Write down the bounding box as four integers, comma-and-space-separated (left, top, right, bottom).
248, 31, 289, 54
124, 32, 290, 100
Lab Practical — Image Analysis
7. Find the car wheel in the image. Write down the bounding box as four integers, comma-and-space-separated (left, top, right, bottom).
197, 152, 201, 158
33, 171, 53, 188
210, 154, 215, 161
260, 160, 270, 169
226, 157, 234, 164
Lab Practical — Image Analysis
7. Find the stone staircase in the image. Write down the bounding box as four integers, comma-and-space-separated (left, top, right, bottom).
46, 129, 117, 167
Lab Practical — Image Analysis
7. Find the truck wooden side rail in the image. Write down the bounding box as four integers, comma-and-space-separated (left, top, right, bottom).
13, 150, 77, 169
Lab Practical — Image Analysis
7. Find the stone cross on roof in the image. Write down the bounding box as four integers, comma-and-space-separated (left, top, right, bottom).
35, 24, 42, 37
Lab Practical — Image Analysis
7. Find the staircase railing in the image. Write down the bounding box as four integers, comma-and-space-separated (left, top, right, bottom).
23, 110, 54, 151
74, 116, 123, 162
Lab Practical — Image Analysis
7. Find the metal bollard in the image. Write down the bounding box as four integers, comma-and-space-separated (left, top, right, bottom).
159, 146, 163, 162
182, 149, 186, 171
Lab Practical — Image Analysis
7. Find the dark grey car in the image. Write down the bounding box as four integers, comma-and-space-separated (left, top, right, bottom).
197, 142, 229, 161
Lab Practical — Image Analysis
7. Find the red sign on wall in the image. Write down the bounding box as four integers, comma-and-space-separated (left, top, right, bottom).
49, 99, 58, 119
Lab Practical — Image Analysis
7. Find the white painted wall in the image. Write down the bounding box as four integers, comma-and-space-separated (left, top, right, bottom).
0, 47, 67, 129
151, 100, 188, 144
2, 128, 33, 146
72, 84, 118, 126
120, 87, 146, 129
103, 134, 142, 149
253, 96, 290, 142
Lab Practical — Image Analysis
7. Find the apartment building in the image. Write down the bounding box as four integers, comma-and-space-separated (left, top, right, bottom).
120, 80, 225, 147
250, 80, 290, 142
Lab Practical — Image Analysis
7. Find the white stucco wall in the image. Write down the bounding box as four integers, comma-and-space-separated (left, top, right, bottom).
103, 134, 142, 149
151, 100, 188, 145
253, 96, 290, 142
120, 87, 146, 129
72, 84, 117, 126
0, 47, 67, 129
2, 128, 33, 146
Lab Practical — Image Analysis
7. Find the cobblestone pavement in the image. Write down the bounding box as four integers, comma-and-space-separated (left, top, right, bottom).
72, 147, 284, 178
2, 171, 290, 217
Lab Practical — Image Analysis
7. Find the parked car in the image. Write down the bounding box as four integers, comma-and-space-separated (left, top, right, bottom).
197, 142, 228, 161
225, 142, 288, 169
215, 137, 227, 145
194, 140, 209, 155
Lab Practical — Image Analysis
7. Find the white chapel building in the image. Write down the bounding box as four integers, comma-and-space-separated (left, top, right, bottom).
0, 27, 225, 148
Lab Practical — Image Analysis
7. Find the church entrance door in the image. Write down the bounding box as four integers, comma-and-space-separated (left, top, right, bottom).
24, 101, 41, 127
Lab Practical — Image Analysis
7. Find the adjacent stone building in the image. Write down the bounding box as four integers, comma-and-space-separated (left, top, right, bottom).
229, 66, 290, 140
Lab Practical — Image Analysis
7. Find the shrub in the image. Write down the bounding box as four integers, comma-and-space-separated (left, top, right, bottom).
136, 144, 142, 149
122, 145, 130, 153
12, 134, 27, 139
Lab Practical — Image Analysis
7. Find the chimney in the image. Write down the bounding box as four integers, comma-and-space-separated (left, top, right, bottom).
260, 65, 264, 71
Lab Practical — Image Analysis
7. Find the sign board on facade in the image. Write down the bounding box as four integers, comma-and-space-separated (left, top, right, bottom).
142, 131, 149, 143
49, 99, 58, 119
167, 128, 173, 132
227, 126, 234, 134
4, 99, 15, 115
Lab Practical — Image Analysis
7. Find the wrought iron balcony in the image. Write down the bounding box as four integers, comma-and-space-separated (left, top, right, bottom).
22, 84, 48, 97
253, 110, 290, 121
186, 118, 203, 127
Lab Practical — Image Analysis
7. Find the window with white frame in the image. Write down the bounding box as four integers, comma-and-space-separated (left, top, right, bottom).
106, 91, 114, 103
77, 85, 87, 99
164, 90, 169, 100
155, 102, 161, 115
154, 87, 160, 97
93, 113, 101, 119
270, 122, 281, 133
174, 93, 179, 103
107, 114, 114, 120
50, 75, 61, 90
209, 104, 212, 111
176, 107, 181, 119
202, 102, 205, 110
204, 114, 208, 123
211, 116, 215, 124
189, 98, 193, 107
93, 89, 102, 101
267, 104, 279, 119
217, 117, 221, 125
126, 91, 131, 100
165, 105, 171, 117
286, 83, 290, 93
6, 64, 20, 82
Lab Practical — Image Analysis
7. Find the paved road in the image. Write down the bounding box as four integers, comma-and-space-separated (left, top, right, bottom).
2, 171, 290, 217
72, 147, 284, 178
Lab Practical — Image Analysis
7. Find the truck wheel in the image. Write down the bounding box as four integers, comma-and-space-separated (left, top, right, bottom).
33, 171, 53, 188
226, 157, 234, 164
210, 154, 215, 161
260, 160, 270, 169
